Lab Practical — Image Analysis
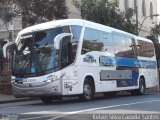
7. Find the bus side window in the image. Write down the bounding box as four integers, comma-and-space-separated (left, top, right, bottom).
70, 26, 82, 62
82, 28, 101, 54
113, 34, 126, 57
99, 31, 113, 52
113, 34, 136, 58
138, 40, 154, 57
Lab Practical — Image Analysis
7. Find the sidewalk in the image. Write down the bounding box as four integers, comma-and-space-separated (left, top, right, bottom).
146, 86, 159, 93
0, 94, 35, 104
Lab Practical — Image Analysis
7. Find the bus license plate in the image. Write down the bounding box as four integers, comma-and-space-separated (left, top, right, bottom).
24, 79, 37, 83
27, 90, 35, 94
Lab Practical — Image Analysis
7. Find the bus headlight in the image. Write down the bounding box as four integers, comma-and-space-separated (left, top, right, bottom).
45, 76, 60, 83
45, 73, 65, 83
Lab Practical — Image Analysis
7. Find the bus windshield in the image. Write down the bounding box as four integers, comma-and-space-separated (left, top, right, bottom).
12, 25, 82, 77
13, 27, 65, 76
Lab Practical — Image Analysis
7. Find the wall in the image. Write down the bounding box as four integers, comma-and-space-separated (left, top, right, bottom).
119, 0, 158, 37
65, 0, 81, 19
0, 17, 22, 40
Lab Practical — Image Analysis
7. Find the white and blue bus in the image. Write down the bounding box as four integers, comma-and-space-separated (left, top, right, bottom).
3, 19, 158, 103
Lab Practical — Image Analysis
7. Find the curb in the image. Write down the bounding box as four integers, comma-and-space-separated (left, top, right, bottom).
146, 86, 159, 93
0, 98, 37, 104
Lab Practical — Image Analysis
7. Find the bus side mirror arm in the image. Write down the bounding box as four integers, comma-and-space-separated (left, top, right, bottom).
54, 33, 73, 50
3, 42, 16, 58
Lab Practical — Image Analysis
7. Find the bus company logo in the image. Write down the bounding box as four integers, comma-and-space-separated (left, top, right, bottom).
83, 55, 96, 63
99, 56, 114, 66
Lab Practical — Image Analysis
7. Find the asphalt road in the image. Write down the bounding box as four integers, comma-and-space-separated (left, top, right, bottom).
0, 92, 160, 120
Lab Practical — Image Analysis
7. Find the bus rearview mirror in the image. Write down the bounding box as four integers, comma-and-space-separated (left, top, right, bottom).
54, 33, 73, 50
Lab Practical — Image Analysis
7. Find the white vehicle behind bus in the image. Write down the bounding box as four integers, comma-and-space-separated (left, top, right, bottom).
3, 19, 158, 103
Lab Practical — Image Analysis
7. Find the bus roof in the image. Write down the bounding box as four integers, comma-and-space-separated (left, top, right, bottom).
136, 36, 153, 43
18, 19, 84, 36
18, 19, 132, 36
17, 19, 153, 43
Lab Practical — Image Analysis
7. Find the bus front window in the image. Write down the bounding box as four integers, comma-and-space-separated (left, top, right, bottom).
13, 28, 62, 76
12, 25, 82, 77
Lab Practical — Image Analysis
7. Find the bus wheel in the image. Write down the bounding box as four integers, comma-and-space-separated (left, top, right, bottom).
79, 79, 95, 101
40, 97, 52, 104
131, 78, 145, 95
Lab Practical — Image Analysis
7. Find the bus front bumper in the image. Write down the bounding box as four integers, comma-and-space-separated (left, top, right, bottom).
12, 81, 62, 98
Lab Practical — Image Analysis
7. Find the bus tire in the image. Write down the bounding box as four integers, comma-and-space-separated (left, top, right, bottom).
131, 78, 145, 95
79, 78, 95, 101
40, 97, 52, 104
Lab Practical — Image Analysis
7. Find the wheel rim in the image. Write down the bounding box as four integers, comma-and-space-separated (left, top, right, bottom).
84, 84, 92, 100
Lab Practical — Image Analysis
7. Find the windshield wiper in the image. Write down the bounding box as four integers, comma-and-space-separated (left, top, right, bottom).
19, 53, 31, 73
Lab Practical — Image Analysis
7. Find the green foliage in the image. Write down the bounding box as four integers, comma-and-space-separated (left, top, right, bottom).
110, 0, 119, 6
15, 0, 68, 28
149, 24, 160, 64
73, 0, 137, 34
0, 0, 16, 22
0, 0, 68, 28
150, 24, 160, 40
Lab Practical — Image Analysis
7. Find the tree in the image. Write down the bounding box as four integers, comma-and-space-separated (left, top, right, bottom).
0, 0, 68, 30
150, 24, 160, 40
15, 0, 68, 28
73, 0, 137, 34
148, 24, 160, 68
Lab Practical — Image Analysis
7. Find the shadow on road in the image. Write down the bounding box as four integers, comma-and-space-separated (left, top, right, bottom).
31, 92, 157, 106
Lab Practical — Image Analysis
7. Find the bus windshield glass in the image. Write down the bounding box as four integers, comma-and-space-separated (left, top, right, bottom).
13, 27, 67, 76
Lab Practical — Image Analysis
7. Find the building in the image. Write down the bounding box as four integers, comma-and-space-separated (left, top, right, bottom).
0, 17, 22, 41
119, 0, 157, 37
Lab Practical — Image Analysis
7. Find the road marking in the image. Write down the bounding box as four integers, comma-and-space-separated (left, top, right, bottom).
46, 99, 160, 120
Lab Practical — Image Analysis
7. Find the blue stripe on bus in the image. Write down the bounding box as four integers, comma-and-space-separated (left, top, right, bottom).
99, 56, 157, 69
115, 69, 139, 87
99, 56, 156, 87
